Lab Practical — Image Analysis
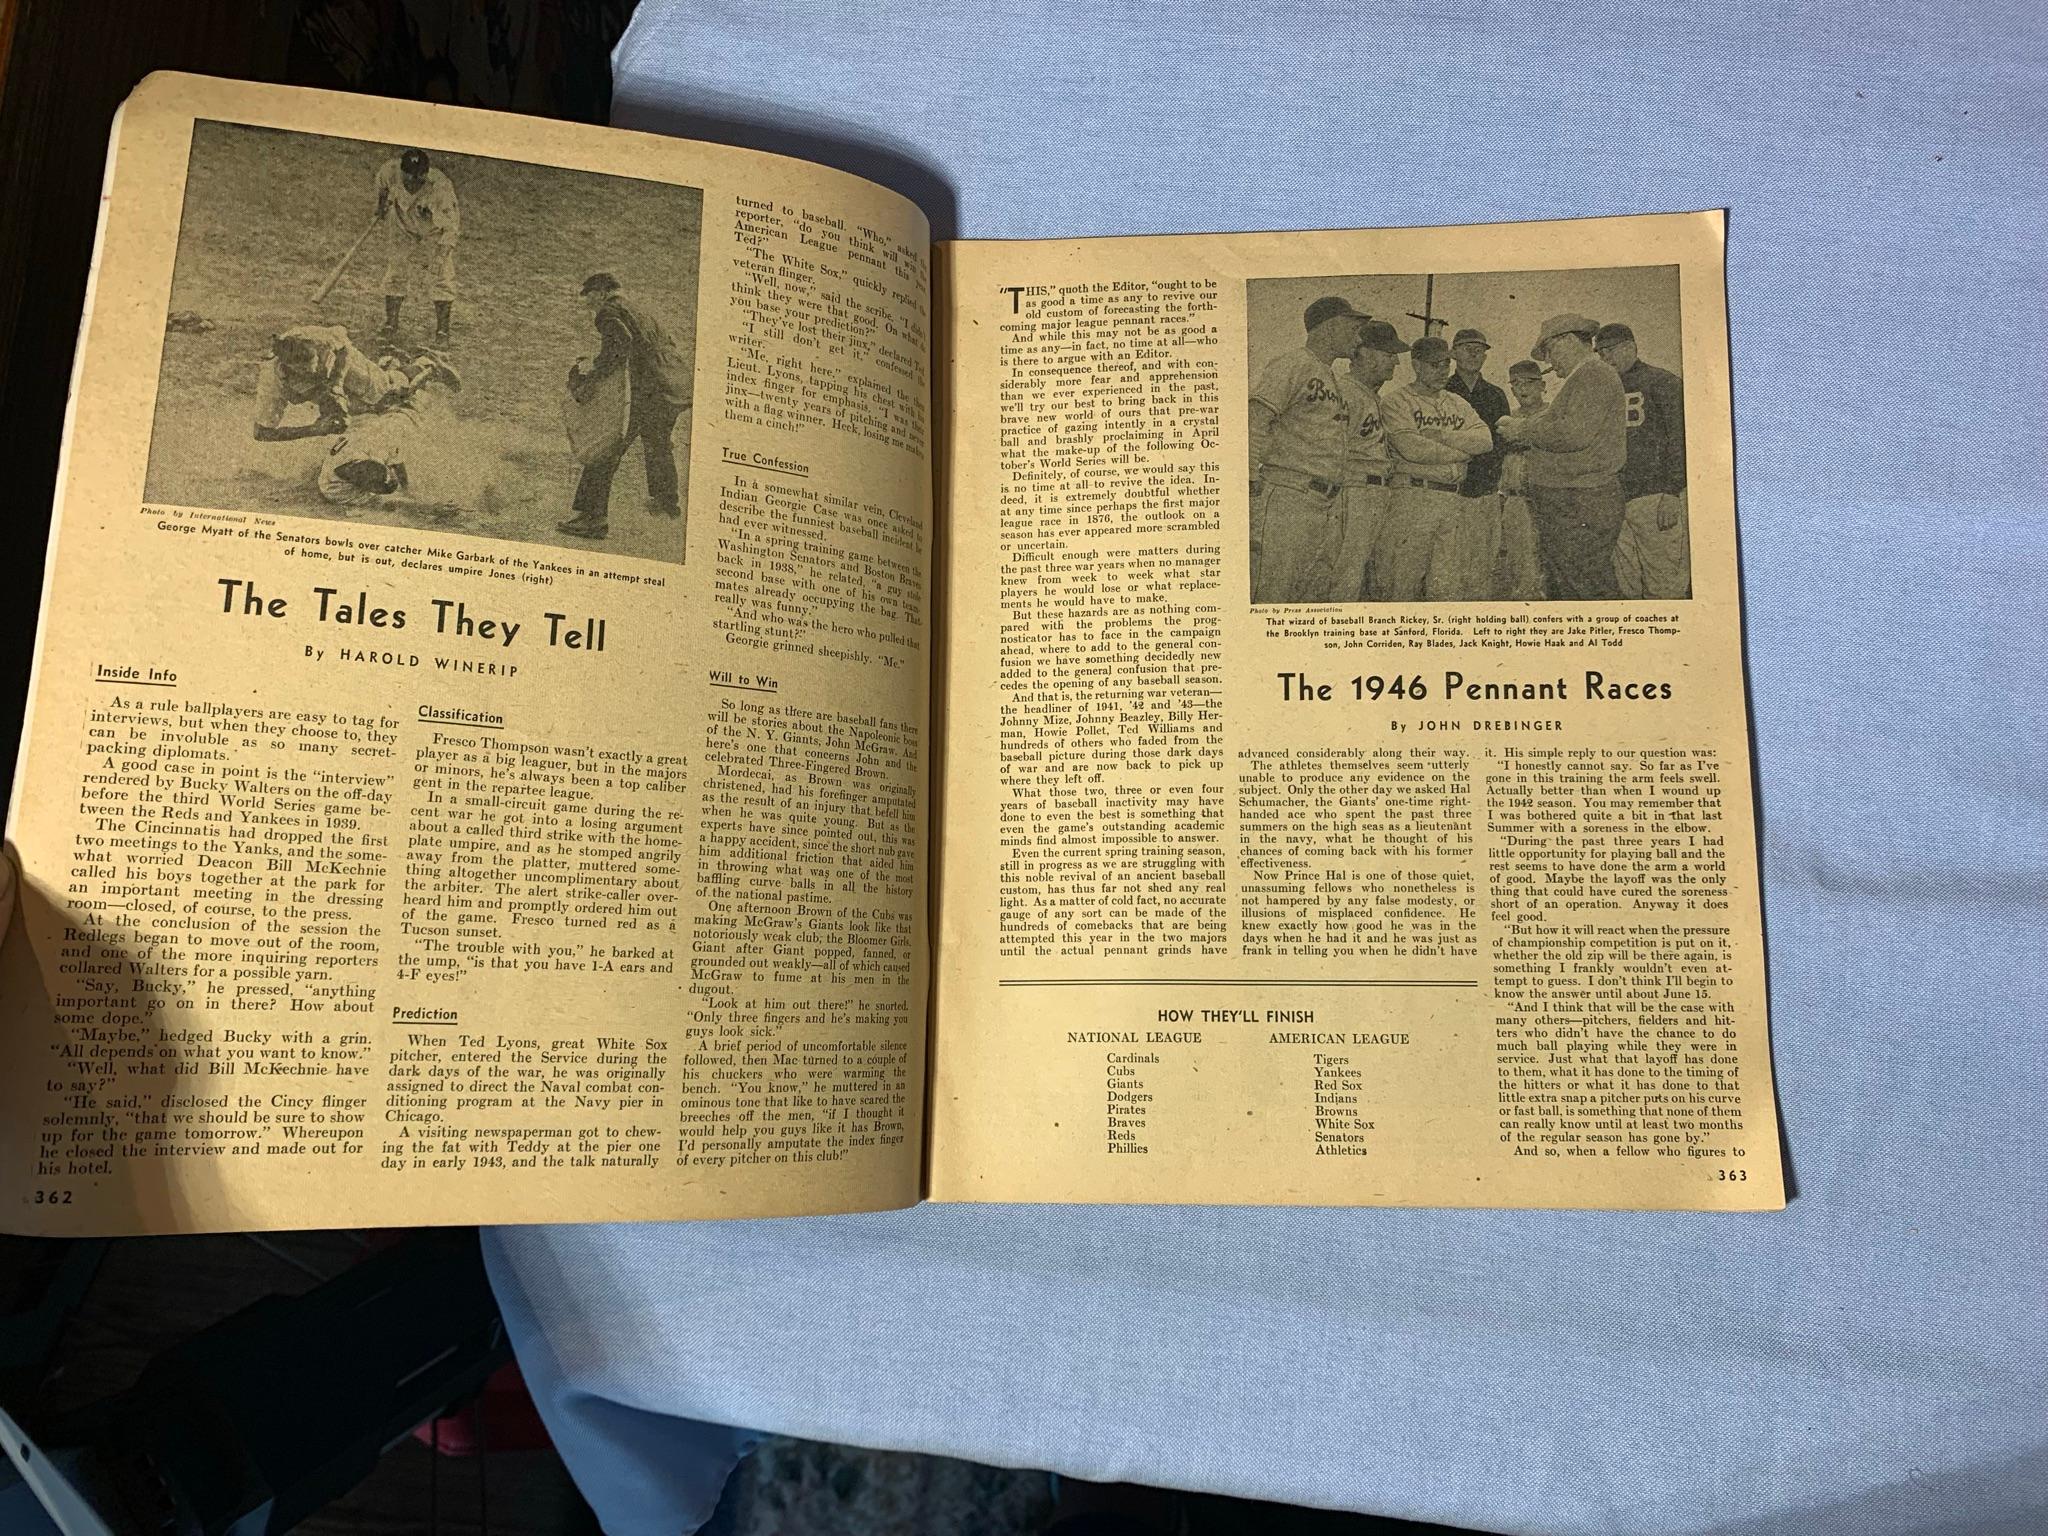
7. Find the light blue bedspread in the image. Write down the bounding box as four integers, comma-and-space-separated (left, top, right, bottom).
487, 4, 2048, 1530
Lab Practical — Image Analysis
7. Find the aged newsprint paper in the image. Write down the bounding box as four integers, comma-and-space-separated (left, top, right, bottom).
5, 76, 1781, 1233
928, 215, 1783, 1209
3, 76, 932, 1232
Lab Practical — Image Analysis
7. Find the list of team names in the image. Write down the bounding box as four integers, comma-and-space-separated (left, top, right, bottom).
1104, 1049, 1158, 1153
1067, 1010, 1407, 1156
1307, 1051, 1372, 1155
1065, 1023, 1205, 1155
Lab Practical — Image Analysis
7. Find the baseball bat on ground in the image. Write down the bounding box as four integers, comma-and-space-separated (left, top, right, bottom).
312, 215, 381, 304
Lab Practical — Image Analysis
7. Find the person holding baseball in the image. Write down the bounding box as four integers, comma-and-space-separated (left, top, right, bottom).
1496, 313, 1627, 601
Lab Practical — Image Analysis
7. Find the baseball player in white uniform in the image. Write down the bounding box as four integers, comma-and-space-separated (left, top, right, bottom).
1373, 335, 1494, 600
1249, 296, 1368, 603
375, 148, 461, 344
252, 325, 457, 442
1495, 360, 1549, 599
316, 376, 462, 516
1325, 320, 1408, 601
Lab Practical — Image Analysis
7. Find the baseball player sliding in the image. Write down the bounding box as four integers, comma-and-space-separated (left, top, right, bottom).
316, 374, 463, 516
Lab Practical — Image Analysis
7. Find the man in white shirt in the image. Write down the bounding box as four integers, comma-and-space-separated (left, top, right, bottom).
1495, 312, 1627, 600
1372, 334, 1494, 600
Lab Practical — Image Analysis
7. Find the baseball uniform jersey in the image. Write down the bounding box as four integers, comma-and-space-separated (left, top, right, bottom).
1250, 348, 1351, 602
1252, 349, 1350, 487
1327, 369, 1390, 601
1612, 356, 1691, 598
376, 159, 460, 302
317, 403, 425, 506
1375, 382, 1491, 600
254, 326, 413, 430
374, 159, 461, 242
1497, 404, 1548, 600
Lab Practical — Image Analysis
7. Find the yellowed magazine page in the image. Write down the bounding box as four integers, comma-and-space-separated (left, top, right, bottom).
929, 213, 1781, 1210
2, 74, 932, 1233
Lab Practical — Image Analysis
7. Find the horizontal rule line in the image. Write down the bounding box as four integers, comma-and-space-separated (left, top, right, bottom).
723, 458, 808, 479
997, 979, 1477, 988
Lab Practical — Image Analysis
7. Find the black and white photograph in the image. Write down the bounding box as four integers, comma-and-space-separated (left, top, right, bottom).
1247, 267, 1688, 606
144, 122, 702, 562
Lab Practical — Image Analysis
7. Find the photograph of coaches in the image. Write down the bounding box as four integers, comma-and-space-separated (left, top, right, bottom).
1246, 267, 1689, 605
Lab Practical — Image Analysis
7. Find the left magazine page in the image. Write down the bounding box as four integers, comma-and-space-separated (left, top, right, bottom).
2, 74, 934, 1233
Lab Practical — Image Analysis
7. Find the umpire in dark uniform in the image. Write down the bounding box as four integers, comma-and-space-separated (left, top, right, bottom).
558, 272, 691, 540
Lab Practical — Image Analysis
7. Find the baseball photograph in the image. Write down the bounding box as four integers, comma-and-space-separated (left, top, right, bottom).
143, 121, 702, 564
1247, 266, 1688, 606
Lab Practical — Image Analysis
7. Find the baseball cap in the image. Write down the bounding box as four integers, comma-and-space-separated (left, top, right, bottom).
1410, 335, 1451, 363
1508, 360, 1544, 381
400, 148, 430, 175
581, 272, 622, 295
1303, 296, 1369, 333
1355, 320, 1409, 354
1530, 312, 1599, 358
1451, 328, 1491, 349
1594, 322, 1636, 348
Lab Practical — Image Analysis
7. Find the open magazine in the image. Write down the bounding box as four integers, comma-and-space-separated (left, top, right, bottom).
2, 74, 1781, 1232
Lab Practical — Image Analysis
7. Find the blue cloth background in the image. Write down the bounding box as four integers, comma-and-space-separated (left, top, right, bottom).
485, 3, 2048, 1531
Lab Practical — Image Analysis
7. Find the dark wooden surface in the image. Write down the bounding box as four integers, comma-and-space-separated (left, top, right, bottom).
0, 7, 626, 1530
0, 1, 294, 793
0, 0, 631, 811
6, 1228, 597, 1534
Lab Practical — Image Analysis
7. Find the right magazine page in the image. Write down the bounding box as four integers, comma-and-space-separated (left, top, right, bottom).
929, 212, 1782, 1209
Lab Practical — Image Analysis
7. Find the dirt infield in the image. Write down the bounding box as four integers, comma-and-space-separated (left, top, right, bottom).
143, 122, 702, 564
